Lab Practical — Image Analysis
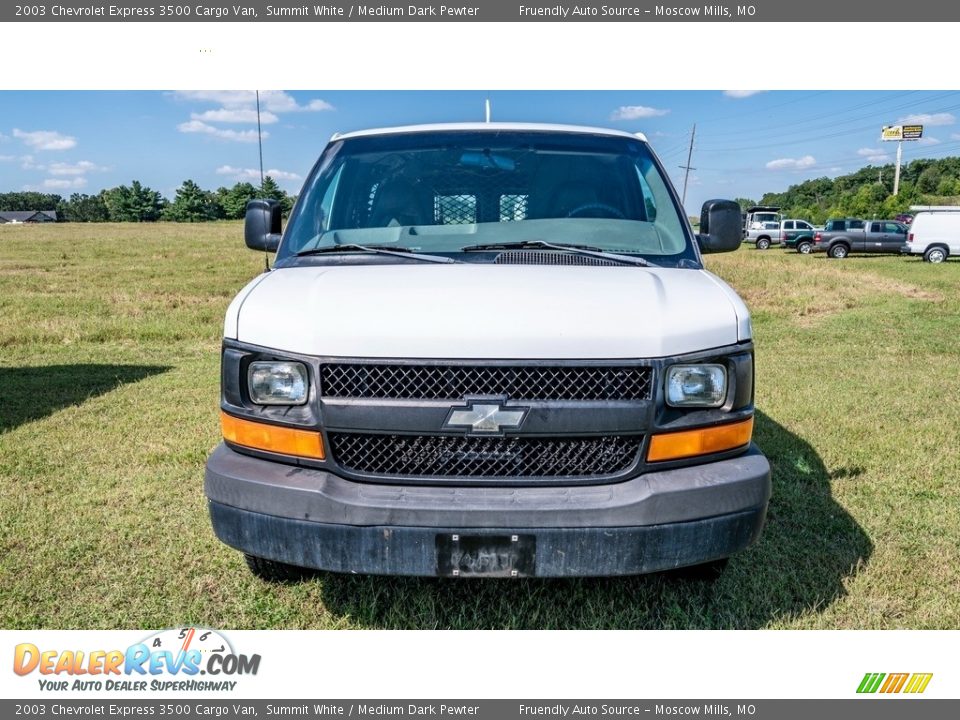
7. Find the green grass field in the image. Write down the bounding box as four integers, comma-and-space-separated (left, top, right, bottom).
1, 222, 958, 629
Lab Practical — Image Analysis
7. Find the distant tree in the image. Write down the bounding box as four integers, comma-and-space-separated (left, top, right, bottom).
936, 177, 960, 196
916, 166, 942, 194
58, 193, 109, 222
0, 191, 63, 212
733, 197, 757, 210
258, 176, 294, 214
163, 179, 220, 222
103, 181, 165, 222
215, 182, 258, 220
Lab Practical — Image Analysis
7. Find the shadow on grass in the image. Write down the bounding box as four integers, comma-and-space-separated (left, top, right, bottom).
316, 410, 872, 629
0, 364, 170, 434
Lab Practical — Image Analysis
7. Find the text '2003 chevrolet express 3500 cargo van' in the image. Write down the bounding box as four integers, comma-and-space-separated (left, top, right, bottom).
205, 123, 772, 579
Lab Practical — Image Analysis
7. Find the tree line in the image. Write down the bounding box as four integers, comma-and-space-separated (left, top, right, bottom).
0, 177, 295, 222
736, 156, 960, 224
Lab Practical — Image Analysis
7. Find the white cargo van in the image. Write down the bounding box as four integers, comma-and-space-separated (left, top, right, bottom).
904, 209, 960, 263
205, 123, 770, 579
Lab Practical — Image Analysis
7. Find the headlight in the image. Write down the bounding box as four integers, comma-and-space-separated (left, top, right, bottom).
666, 364, 727, 408
248, 361, 308, 405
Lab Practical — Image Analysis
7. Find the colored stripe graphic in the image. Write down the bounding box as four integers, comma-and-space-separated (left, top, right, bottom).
857, 673, 885, 693
857, 673, 883, 693
880, 673, 908, 693
857, 672, 932, 694
904, 673, 933, 694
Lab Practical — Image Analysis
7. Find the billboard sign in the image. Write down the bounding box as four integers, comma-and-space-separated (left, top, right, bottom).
881, 124, 924, 141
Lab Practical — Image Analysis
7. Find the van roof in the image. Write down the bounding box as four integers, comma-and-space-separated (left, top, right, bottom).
332, 122, 648, 143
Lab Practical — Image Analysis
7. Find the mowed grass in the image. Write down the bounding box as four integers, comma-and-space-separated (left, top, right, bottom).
1, 223, 958, 629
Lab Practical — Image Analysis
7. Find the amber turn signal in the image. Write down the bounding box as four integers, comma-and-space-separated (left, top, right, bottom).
221, 411, 325, 460
647, 417, 753, 462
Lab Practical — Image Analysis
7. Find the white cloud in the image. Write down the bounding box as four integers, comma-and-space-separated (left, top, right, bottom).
0, 155, 14, 162
609, 105, 670, 121
724, 90, 767, 99
173, 90, 333, 114
857, 148, 891, 163
765, 155, 816, 170
47, 160, 107, 176
216, 165, 301, 181
20, 155, 41, 170
191, 108, 279, 124
177, 121, 264, 143
43, 177, 86, 189
13, 129, 77, 151
173, 92, 332, 146
917, 136, 941, 146
897, 113, 955, 127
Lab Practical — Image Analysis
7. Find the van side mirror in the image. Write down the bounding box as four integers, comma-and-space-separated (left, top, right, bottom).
697, 200, 743, 254
244, 199, 282, 252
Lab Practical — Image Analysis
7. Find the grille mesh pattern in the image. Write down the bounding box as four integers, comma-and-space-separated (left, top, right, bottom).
320, 364, 652, 401
499, 194, 529, 221
329, 433, 642, 479
434, 194, 477, 224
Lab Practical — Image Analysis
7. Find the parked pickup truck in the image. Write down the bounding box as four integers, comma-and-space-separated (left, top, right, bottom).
813, 218, 908, 258
742, 205, 781, 249
779, 219, 816, 254
205, 122, 770, 580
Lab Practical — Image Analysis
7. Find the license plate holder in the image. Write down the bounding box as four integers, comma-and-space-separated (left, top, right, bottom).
436, 533, 535, 577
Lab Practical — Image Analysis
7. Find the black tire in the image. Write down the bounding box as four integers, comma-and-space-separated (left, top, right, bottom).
828, 243, 849, 259
924, 246, 948, 264
244, 553, 315, 583
797, 241, 813, 255
756, 238, 771, 250
664, 557, 729, 581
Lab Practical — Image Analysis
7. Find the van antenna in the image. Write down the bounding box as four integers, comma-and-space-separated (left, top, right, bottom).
256, 90, 269, 272
485, 98, 491, 123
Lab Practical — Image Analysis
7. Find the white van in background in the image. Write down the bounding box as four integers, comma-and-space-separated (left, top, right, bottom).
903, 209, 960, 263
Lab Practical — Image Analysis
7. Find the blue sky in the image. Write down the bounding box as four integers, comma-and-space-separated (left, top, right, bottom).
2, 90, 960, 213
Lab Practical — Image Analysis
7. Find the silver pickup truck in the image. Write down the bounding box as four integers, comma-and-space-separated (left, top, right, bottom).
742, 206, 781, 250
812, 219, 908, 258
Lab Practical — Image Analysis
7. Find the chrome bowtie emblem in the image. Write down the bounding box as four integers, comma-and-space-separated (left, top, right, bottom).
444, 401, 528, 435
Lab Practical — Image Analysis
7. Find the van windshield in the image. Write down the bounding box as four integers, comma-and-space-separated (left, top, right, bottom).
278, 130, 698, 265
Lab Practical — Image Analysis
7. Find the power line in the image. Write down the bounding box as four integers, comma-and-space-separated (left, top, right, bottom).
696, 91, 960, 150
680, 123, 696, 206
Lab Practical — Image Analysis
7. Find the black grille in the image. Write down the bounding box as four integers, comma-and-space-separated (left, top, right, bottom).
319, 364, 652, 401
328, 432, 642, 479
494, 250, 621, 266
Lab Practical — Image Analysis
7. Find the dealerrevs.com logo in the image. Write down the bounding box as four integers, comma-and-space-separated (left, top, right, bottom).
13, 628, 260, 692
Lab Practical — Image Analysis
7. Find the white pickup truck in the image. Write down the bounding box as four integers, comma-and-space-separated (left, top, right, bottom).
205, 122, 771, 579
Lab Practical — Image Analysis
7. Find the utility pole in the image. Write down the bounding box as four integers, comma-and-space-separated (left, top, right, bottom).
893, 140, 903, 196
680, 123, 697, 207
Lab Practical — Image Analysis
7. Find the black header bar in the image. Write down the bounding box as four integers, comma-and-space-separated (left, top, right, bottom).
4, 1, 957, 22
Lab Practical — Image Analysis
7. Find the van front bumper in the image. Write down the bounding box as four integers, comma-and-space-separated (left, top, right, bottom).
205, 442, 771, 577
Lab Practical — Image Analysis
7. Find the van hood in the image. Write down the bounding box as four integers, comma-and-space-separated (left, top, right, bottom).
227, 264, 750, 359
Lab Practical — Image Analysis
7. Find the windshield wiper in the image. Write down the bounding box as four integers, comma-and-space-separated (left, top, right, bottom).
460, 240, 656, 267
296, 244, 457, 264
